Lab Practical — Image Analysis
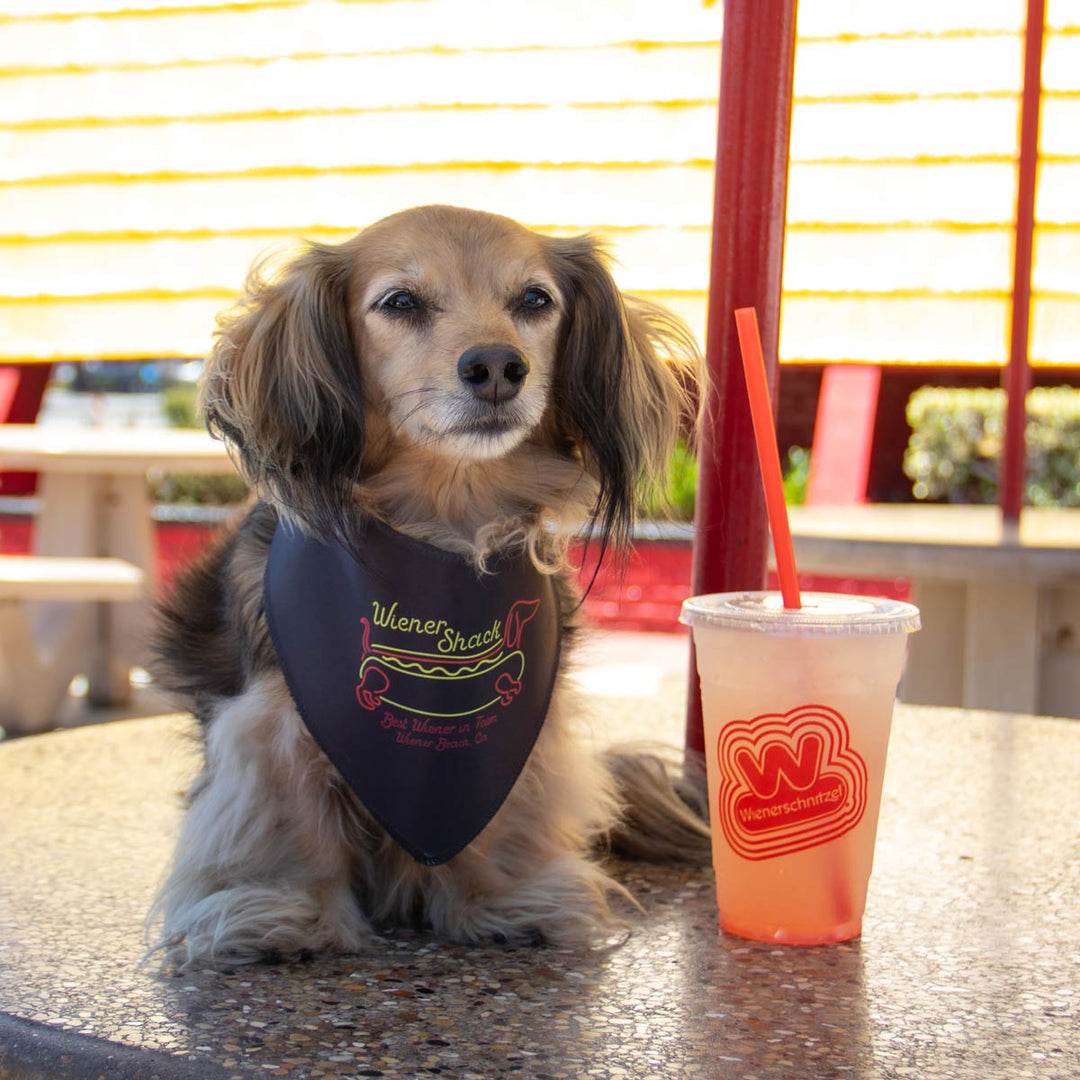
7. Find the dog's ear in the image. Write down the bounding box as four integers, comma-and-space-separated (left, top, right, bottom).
200, 242, 365, 543
546, 235, 701, 552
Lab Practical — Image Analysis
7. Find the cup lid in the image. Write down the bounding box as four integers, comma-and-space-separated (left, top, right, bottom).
680, 591, 921, 636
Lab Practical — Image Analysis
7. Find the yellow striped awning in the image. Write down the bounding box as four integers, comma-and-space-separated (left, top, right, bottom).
1, 0, 1078, 367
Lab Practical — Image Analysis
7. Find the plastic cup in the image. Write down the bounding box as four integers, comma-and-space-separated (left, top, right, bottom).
681, 591, 921, 945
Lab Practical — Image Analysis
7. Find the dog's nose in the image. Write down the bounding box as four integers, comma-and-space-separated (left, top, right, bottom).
457, 346, 530, 404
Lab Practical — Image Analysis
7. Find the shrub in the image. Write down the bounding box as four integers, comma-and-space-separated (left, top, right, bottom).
782, 445, 810, 507
638, 441, 808, 520
904, 386, 1080, 506
639, 439, 698, 521
161, 383, 200, 429
152, 469, 249, 506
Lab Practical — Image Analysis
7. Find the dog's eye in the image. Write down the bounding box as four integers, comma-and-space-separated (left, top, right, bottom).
516, 287, 553, 314
379, 289, 423, 314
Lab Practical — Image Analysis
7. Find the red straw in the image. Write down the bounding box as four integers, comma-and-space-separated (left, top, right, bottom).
734, 307, 802, 609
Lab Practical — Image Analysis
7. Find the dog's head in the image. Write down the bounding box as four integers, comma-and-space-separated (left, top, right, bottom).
202, 205, 700, 552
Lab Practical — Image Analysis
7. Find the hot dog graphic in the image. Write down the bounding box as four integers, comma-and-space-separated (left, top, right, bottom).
355, 599, 540, 717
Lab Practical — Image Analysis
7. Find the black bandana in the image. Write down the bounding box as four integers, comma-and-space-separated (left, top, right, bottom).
264, 518, 560, 865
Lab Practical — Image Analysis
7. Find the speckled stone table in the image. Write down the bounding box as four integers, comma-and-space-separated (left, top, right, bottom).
1, 694, 1078, 1079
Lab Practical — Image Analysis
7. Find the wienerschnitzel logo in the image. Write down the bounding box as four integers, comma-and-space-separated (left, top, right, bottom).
717, 704, 867, 860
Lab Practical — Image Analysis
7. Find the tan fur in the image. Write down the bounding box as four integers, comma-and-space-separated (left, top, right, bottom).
149, 206, 709, 970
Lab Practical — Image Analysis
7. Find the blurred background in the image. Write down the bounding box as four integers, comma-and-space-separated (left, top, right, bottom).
2, 0, 1079, 511
1, 0, 1079, 730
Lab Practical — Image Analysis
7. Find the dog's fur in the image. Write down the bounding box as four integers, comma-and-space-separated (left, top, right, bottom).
149, 205, 710, 970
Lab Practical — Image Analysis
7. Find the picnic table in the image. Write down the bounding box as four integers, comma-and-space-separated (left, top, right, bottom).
0, 424, 235, 732
786, 504, 1080, 719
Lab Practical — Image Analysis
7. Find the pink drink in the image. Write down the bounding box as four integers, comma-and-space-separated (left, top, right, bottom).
682, 592, 920, 945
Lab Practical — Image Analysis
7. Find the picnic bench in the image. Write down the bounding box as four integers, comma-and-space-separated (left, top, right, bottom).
0, 424, 235, 734
0, 555, 144, 734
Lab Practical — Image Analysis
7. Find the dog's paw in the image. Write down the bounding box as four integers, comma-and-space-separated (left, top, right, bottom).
489, 927, 547, 948
153, 883, 373, 970
434, 855, 632, 949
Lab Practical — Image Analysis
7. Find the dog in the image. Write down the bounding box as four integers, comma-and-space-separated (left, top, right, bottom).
149, 205, 710, 970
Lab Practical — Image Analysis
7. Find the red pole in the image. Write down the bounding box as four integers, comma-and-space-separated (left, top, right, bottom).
1000, 0, 1046, 525
0, 364, 52, 496
686, 0, 799, 754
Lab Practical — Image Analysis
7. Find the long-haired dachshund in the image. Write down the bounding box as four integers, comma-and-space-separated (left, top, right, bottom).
150, 205, 710, 969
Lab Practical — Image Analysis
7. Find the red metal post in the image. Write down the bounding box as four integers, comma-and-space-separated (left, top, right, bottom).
686, 0, 799, 754
1000, 0, 1046, 524
0, 364, 52, 496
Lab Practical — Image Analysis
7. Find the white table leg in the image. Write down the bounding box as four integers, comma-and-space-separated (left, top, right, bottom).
0, 599, 96, 734
98, 472, 156, 683
1038, 586, 1080, 718
31, 470, 155, 707
26, 472, 100, 707
33, 473, 97, 556
901, 580, 966, 707
962, 581, 1039, 714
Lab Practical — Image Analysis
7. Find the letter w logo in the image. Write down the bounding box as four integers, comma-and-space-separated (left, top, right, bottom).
734, 734, 823, 798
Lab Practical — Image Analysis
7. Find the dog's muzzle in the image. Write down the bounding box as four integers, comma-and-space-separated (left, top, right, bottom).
457, 345, 530, 405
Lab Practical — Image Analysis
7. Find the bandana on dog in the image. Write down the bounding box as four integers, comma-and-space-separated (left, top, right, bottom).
264, 517, 560, 865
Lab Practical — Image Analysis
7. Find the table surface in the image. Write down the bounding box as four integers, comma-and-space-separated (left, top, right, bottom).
786, 504, 1080, 580
0, 423, 235, 474
789, 503, 1080, 549
1, 673, 1077, 1080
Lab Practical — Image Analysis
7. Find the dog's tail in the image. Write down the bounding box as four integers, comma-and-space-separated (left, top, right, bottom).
603, 746, 712, 863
